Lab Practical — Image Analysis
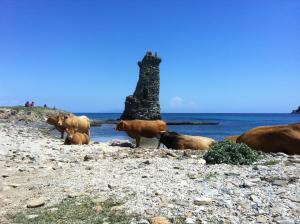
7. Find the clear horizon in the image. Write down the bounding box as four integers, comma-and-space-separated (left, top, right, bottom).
0, 0, 299, 113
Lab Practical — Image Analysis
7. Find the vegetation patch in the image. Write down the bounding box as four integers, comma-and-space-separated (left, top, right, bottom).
2, 106, 64, 115
204, 140, 263, 165
11, 196, 134, 224
205, 171, 219, 179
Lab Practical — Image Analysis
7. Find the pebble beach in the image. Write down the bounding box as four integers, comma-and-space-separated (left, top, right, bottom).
0, 108, 299, 224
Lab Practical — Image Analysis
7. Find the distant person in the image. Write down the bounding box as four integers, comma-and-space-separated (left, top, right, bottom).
25, 101, 30, 107
53, 106, 56, 110
30, 101, 35, 107
44, 104, 47, 108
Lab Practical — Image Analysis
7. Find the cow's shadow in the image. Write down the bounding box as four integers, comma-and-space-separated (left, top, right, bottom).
109, 140, 135, 148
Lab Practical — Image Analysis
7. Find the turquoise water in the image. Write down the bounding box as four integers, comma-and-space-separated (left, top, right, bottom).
76, 113, 300, 142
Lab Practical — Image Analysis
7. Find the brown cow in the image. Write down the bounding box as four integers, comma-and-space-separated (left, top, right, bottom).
58, 115, 90, 136
64, 128, 90, 145
116, 120, 167, 147
46, 115, 65, 139
159, 131, 215, 150
236, 123, 300, 155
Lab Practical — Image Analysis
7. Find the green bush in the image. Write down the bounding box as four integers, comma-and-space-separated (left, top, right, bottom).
203, 140, 263, 165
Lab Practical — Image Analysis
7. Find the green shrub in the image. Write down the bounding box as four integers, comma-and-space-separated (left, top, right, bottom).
203, 140, 263, 165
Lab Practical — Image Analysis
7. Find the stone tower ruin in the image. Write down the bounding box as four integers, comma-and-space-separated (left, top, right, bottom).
120, 51, 162, 120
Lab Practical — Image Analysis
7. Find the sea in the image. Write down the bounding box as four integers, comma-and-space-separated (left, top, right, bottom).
75, 113, 300, 142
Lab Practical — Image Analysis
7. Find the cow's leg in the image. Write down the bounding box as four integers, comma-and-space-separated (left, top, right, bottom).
135, 136, 141, 148
86, 129, 90, 137
64, 137, 69, 145
157, 140, 161, 149
61, 131, 64, 139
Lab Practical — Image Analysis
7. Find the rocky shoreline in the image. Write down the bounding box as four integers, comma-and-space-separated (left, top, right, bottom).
0, 116, 300, 223
292, 106, 300, 114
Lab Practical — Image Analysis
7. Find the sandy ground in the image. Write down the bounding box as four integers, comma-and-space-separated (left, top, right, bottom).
0, 120, 300, 224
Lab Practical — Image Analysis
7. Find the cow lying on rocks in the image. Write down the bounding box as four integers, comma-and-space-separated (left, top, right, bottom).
236, 122, 300, 155
158, 131, 215, 150
64, 128, 90, 145
46, 115, 65, 139
116, 120, 167, 147
58, 114, 90, 137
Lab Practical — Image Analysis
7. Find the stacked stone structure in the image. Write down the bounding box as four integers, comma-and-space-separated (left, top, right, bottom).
121, 51, 162, 120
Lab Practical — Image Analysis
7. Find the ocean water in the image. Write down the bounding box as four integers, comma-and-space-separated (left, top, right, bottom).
76, 113, 300, 142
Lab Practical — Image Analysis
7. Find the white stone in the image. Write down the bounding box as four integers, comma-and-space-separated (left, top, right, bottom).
27, 197, 46, 208
194, 197, 213, 205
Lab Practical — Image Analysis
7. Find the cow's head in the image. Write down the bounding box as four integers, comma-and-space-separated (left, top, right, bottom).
46, 116, 59, 125
66, 128, 75, 139
57, 114, 69, 126
157, 131, 181, 149
116, 120, 126, 131
157, 131, 167, 149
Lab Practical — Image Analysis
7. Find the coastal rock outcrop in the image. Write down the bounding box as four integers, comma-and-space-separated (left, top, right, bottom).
120, 51, 162, 120
0, 106, 67, 122
292, 106, 300, 114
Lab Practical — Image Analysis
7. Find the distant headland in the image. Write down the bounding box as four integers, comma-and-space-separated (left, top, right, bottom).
292, 106, 300, 114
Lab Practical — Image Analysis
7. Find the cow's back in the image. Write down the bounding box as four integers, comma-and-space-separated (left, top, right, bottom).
125, 120, 167, 138
237, 124, 300, 154
64, 115, 90, 133
67, 132, 90, 145
181, 135, 215, 150
140, 120, 167, 137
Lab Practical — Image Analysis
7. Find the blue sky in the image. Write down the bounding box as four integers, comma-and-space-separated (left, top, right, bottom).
0, 0, 299, 113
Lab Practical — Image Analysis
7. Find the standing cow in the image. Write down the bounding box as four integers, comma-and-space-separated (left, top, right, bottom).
57, 114, 91, 137
116, 120, 168, 148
